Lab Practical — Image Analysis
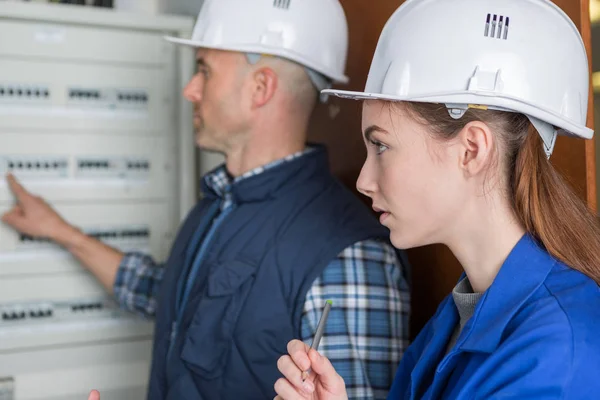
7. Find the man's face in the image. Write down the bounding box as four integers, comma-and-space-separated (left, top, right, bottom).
183, 48, 251, 153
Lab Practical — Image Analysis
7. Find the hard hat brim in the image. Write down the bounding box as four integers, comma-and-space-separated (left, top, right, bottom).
165, 36, 349, 84
322, 88, 593, 140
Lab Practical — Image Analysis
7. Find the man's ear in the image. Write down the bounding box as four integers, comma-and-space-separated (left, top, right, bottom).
251, 67, 278, 109
456, 121, 495, 177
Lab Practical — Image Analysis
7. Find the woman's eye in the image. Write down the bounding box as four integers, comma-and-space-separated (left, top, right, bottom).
377, 143, 388, 154
370, 140, 388, 155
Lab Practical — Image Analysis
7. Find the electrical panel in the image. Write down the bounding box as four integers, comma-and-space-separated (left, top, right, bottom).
0, 3, 195, 400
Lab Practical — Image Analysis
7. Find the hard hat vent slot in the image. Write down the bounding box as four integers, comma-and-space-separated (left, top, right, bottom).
273, 0, 291, 10
484, 13, 509, 40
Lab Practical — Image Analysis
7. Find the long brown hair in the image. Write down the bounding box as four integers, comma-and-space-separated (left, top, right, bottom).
400, 102, 600, 284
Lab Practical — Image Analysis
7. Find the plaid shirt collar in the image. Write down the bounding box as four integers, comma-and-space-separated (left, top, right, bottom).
204, 147, 316, 209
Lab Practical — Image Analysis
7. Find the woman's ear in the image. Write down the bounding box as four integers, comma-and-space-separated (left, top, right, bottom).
456, 121, 495, 177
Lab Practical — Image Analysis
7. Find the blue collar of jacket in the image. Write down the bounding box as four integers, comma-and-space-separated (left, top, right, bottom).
200, 144, 329, 204
441, 234, 557, 354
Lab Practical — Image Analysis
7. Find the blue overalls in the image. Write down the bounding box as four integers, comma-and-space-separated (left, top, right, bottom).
389, 234, 600, 399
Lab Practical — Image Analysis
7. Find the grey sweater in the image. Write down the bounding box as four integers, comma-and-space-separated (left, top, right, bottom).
446, 277, 483, 353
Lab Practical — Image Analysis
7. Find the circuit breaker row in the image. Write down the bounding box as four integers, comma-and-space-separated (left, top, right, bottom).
0, 298, 117, 324
0, 82, 149, 107
1, 155, 152, 180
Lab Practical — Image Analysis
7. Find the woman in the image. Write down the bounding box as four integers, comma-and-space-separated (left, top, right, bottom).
274, 0, 600, 398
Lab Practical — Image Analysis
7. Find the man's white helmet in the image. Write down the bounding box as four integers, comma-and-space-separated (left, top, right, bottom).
323, 0, 593, 156
165, 0, 349, 85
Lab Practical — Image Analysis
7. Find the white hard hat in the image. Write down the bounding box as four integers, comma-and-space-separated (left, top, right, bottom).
165, 0, 349, 84
323, 0, 593, 156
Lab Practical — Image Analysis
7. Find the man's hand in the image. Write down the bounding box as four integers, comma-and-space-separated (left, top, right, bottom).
1, 173, 124, 292
1, 173, 78, 246
87, 390, 100, 400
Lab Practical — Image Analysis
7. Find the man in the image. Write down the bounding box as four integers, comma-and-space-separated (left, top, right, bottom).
2, 0, 410, 398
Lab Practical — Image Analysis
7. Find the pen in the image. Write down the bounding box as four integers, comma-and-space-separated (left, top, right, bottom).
302, 299, 332, 381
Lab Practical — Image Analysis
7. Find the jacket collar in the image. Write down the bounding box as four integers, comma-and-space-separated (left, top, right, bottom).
459, 234, 556, 352
200, 144, 330, 204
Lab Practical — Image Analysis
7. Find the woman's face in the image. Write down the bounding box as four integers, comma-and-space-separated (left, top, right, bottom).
357, 101, 468, 249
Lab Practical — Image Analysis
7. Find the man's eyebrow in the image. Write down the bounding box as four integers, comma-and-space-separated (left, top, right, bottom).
196, 57, 209, 69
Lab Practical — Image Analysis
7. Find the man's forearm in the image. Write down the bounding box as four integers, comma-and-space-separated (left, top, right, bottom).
55, 225, 124, 294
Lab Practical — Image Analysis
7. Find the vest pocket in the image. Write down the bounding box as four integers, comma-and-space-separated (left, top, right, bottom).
180, 259, 256, 379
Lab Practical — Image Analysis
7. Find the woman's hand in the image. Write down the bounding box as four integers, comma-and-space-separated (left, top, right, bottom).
274, 339, 348, 400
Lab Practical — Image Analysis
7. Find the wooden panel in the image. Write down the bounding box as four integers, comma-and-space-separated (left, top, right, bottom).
309, 0, 595, 339
551, 0, 597, 211
308, 0, 403, 186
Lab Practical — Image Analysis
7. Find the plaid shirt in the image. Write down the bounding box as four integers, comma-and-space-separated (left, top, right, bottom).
114, 148, 410, 399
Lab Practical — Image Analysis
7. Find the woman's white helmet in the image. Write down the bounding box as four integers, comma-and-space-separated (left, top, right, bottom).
323, 0, 593, 157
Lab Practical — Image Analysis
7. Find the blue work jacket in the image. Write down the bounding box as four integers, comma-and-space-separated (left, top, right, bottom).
389, 234, 600, 399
